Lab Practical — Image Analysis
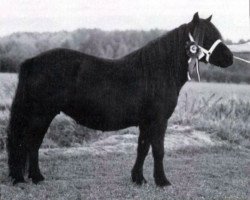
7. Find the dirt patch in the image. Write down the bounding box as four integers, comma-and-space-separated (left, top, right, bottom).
36, 125, 226, 157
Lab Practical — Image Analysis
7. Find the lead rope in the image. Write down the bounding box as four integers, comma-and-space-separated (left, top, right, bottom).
195, 59, 200, 81
188, 55, 250, 82
187, 57, 200, 81
234, 56, 250, 64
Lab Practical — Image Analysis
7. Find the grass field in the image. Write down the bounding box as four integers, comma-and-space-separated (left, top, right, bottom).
0, 144, 249, 200
0, 73, 249, 199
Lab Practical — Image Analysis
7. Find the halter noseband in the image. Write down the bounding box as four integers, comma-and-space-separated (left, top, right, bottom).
187, 33, 222, 81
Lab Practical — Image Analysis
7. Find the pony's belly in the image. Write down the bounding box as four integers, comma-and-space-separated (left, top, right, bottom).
63, 109, 138, 132
78, 116, 138, 131
79, 119, 137, 132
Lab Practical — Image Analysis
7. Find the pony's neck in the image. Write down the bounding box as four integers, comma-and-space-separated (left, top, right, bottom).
159, 24, 190, 88
122, 24, 190, 92
139, 24, 190, 89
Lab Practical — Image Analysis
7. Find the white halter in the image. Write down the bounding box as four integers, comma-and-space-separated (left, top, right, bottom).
187, 33, 222, 81
188, 33, 222, 62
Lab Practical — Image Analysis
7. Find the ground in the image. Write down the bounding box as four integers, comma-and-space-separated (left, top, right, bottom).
0, 126, 249, 200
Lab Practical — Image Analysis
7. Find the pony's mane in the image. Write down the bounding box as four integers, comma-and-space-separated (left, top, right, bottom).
123, 23, 190, 87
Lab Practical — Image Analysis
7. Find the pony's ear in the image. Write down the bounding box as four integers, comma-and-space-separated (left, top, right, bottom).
192, 12, 200, 25
206, 15, 212, 22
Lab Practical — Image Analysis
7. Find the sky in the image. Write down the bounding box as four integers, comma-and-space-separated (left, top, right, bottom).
0, 0, 249, 42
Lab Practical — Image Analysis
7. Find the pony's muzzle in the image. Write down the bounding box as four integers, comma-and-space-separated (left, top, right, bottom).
209, 43, 233, 68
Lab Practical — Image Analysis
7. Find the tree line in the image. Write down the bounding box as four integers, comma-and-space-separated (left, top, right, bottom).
0, 29, 249, 83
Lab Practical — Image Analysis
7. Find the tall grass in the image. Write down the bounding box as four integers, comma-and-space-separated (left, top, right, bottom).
171, 92, 250, 148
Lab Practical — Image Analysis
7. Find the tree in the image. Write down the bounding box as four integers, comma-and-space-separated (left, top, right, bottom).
224, 39, 233, 45
116, 43, 128, 58
61, 40, 71, 49
238, 39, 246, 44
0, 56, 18, 72
105, 45, 114, 58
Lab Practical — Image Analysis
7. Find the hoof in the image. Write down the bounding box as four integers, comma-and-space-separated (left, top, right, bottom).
9, 172, 25, 185
131, 171, 147, 185
29, 173, 45, 184
155, 177, 171, 187
13, 177, 26, 185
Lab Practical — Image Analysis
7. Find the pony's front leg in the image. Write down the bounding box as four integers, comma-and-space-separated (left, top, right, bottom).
132, 124, 150, 185
150, 120, 171, 187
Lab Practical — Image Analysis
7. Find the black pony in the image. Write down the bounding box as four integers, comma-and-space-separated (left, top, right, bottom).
7, 13, 233, 185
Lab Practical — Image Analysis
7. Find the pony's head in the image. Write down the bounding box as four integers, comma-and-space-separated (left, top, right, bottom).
188, 12, 233, 68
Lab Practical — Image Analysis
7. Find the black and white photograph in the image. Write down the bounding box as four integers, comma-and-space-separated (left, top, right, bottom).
0, 0, 249, 199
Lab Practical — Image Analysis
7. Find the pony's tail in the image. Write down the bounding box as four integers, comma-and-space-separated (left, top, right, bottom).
7, 59, 33, 180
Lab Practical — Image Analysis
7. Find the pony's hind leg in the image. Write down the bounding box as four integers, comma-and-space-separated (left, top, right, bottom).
7, 97, 30, 184
7, 130, 27, 184
132, 124, 150, 185
26, 113, 56, 184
